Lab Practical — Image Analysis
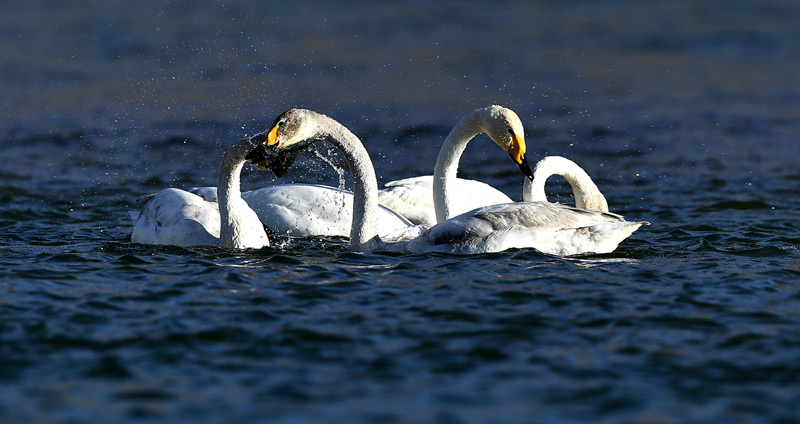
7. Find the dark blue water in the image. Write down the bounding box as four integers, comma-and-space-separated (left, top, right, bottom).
2, 1, 800, 423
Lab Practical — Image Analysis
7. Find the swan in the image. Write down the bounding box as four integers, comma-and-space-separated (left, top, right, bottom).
184, 183, 413, 238
130, 136, 270, 249
245, 108, 385, 251
247, 108, 647, 256
183, 106, 528, 234
378, 155, 608, 226
377, 106, 534, 226
377, 177, 512, 226
525, 155, 609, 212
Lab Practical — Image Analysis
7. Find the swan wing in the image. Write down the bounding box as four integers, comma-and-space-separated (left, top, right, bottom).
130, 188, 220, 246
187, 186, 218, 202
378, 175, 513, 226
407, 202, 647, 256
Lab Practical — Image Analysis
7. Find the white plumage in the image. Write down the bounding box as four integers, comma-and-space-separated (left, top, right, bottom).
250, 107, 647, 256
130, 137, 269, 249
406, 202, 645, 256
187, 184, 413, 237
377, 176, 512, 226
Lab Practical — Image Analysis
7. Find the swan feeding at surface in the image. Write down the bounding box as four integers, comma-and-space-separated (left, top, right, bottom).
525, 155, 610, 212
247, 108, 648, 255
130, 136, 270, 249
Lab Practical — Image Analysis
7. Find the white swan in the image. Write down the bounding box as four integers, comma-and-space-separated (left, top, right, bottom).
130, 136, 269, 249
405, 202, 643, 256
247, 108, 647, 256
377, 106, 534, 226
184, 183, 413, 238
377, 178, 512, 227
185, 106, 527, 235
246, 108, 385, 251
525, 155, 609, 212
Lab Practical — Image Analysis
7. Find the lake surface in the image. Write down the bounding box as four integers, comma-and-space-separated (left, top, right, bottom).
2, 0, 799, 423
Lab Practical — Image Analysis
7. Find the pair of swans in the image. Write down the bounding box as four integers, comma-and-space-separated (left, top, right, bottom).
131, 106, 645, 255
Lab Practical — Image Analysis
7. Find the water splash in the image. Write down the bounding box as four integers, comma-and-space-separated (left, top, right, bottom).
311, 147, 348, 190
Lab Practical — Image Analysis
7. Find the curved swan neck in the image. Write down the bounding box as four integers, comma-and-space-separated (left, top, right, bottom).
523, 174, 548, 203
217, 137, 265, 248
432, 111, 484, 222
310, 112, 381, 251
524, 156, 609, 212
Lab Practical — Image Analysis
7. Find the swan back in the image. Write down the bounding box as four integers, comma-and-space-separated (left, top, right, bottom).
407, 202, 646, 256
378, 175, 512, 226
131, 188, 221, 246
243, 183, 412, 237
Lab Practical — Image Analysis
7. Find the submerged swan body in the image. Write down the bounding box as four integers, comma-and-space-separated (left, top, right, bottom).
248, 107, 647, 256
525, 155, 609, 212
130, 137, 269, 249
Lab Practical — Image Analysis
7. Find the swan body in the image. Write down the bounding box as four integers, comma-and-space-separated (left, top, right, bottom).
130, 137, 269, 249
130, 188, 221, 247
248, 107, 646, 256
405, 202, 644, 255
377, 176, 512, 226
525, 155, 609, 212
188, 155, 604, 233
187, 184, 413, 237
379, 155, 608, 227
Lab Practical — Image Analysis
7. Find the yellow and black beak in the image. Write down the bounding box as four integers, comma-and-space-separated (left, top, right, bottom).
508, 134, 534, 180
266, 123, 280, 146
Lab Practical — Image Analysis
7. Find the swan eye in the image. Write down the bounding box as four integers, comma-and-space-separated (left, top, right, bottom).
507, 128, 514, 135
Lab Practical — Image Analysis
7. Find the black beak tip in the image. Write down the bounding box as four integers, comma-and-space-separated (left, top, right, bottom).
518, 155, 534, 180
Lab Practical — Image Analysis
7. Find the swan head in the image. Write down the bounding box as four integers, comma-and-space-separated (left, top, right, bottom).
263, 108, 322, 149
245, 123, 312, 177
246, 108, 328, 176
476, 105, 534, 180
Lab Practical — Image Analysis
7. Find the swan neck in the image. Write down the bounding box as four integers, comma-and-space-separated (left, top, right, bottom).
315, 114, 381, 251
217, 138, 254, 248
432, 113, 482, 222
526, 156, 608, 212
523, 175, 547, 203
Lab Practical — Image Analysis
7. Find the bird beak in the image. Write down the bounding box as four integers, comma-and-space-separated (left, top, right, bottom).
509, 134, 534, 180
267, 124, 280, 146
